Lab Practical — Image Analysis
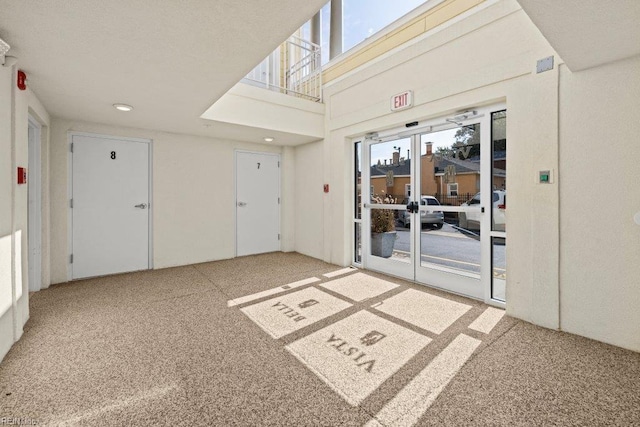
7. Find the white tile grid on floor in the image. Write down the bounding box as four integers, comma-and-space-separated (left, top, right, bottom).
319, 272, 399, 302
233, 270, 498, 424
373, 288, 472, 335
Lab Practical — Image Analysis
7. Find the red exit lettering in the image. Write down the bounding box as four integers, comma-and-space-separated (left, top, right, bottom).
393, 94, 404, 108
391, 91, 412, 111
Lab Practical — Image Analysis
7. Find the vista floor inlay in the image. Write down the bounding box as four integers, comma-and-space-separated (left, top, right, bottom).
374, 289, 472, 334
285, 310, 432, 406
240, 287, 352, 338
319, 272, 399, 302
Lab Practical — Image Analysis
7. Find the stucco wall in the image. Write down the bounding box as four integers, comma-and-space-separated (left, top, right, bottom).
49, 120, 288, 284
0, 65, 50, 362
0, 61, 14, 361
558, 56, 640, 351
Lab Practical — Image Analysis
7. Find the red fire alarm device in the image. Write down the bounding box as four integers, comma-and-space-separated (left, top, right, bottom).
323, 184, 329, 193
17, 70, 27, 91
17, 167, 27, 184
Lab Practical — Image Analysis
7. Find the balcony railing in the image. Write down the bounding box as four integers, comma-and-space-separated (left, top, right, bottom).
243, 35, 322, 102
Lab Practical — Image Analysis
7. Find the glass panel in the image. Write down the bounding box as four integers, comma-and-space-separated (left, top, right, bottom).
354, 222, 362, 264
491, 110, 507, 232
419, 125, 480, 276
369, 138, 410, 263
369, 208, 409, 263
420, 124, 480, 230
369, 138, 411, 203
492, 237, 506, 301
355, 141, 362, 219
354, 142, 363, 264
419, 224, 481, 276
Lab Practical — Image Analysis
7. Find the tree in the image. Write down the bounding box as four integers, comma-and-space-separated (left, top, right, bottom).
453, 124, 480, 159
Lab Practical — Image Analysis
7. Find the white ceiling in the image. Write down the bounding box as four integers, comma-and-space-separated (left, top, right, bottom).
0, 0, 327, 140
517, 0, 640, 72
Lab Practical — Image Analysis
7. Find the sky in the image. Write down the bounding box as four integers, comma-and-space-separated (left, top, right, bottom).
369, 127, 459, 167
304, 0, 428, 64
342, 0, 427, 52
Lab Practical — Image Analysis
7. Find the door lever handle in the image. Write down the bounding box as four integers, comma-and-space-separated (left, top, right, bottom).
237, 202, 247, 207
134, 203, 147, 209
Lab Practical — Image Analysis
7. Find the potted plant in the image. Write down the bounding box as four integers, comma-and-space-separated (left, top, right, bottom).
370, 194, 397, 258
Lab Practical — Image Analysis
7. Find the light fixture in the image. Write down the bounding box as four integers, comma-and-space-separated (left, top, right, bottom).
0, 37, 13, 67
263, 137, 274, 142
113, 103, 133, 112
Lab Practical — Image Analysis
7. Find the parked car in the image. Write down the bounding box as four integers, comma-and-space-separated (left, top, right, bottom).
458, 190, 506, 231
398, 196, 444, 229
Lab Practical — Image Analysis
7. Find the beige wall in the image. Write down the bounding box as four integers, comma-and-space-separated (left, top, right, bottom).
558, 56, 640, 351
0, 65, 51, 362
49, 119, 289, 284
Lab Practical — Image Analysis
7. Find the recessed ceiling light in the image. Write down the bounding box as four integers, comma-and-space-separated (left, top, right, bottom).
264, 137, 274, 142
113, 103, 133, 112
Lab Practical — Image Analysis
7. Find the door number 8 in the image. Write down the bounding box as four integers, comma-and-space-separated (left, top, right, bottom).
110, 151, 116, 159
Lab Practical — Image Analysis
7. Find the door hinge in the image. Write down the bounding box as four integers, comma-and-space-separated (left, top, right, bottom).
278, 234, 281, 241
70, 198, 73, 208
278, 161, 280, 168
278, 197, 280, 204
70, 254, 74, 264
70, 142, 74, 153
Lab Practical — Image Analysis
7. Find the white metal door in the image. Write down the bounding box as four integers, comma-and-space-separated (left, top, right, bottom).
236, 152, 280, 256
71, 134, 150, 279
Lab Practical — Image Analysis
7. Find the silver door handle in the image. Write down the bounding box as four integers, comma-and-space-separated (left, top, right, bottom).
237, 202, 247, 207
134, 203, 147, 209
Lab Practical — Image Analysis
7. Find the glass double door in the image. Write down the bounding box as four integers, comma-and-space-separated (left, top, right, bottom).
361, 109, 506, 303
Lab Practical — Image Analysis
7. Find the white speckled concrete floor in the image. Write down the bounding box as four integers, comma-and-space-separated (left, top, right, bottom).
1, 252, 639, 426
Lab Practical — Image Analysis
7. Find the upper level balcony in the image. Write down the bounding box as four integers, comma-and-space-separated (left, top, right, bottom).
243, 35, 322, 102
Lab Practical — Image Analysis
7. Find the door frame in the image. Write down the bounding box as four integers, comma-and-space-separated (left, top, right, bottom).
234, 150, 282, 257
355, 104, 506, 306
28, 116, 42, 292
67, 132, 154, 281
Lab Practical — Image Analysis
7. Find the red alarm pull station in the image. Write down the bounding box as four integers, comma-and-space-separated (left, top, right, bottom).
17, 167, 27, 184
17, 70, 27, 91
323, 184, 329, 193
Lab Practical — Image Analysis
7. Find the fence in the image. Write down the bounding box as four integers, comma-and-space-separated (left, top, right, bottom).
243, 35, 322, 102
433, 193, 475, 206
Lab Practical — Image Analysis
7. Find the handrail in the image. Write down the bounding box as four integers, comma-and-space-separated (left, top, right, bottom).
242, 35, 322, 102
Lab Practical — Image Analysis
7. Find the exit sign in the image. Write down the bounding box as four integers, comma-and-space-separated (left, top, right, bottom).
391, 91, 413, 112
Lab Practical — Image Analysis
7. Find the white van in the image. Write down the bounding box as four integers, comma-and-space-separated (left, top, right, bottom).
458, 190, 506, 232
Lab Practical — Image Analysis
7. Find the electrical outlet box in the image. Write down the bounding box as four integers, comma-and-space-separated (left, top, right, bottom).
536, 56, 554, 74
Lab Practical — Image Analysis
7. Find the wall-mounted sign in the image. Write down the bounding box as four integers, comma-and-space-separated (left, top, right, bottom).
391, 90, 413, 112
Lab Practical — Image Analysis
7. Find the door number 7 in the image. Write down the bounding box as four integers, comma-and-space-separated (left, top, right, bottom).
257, 162, 261, 169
